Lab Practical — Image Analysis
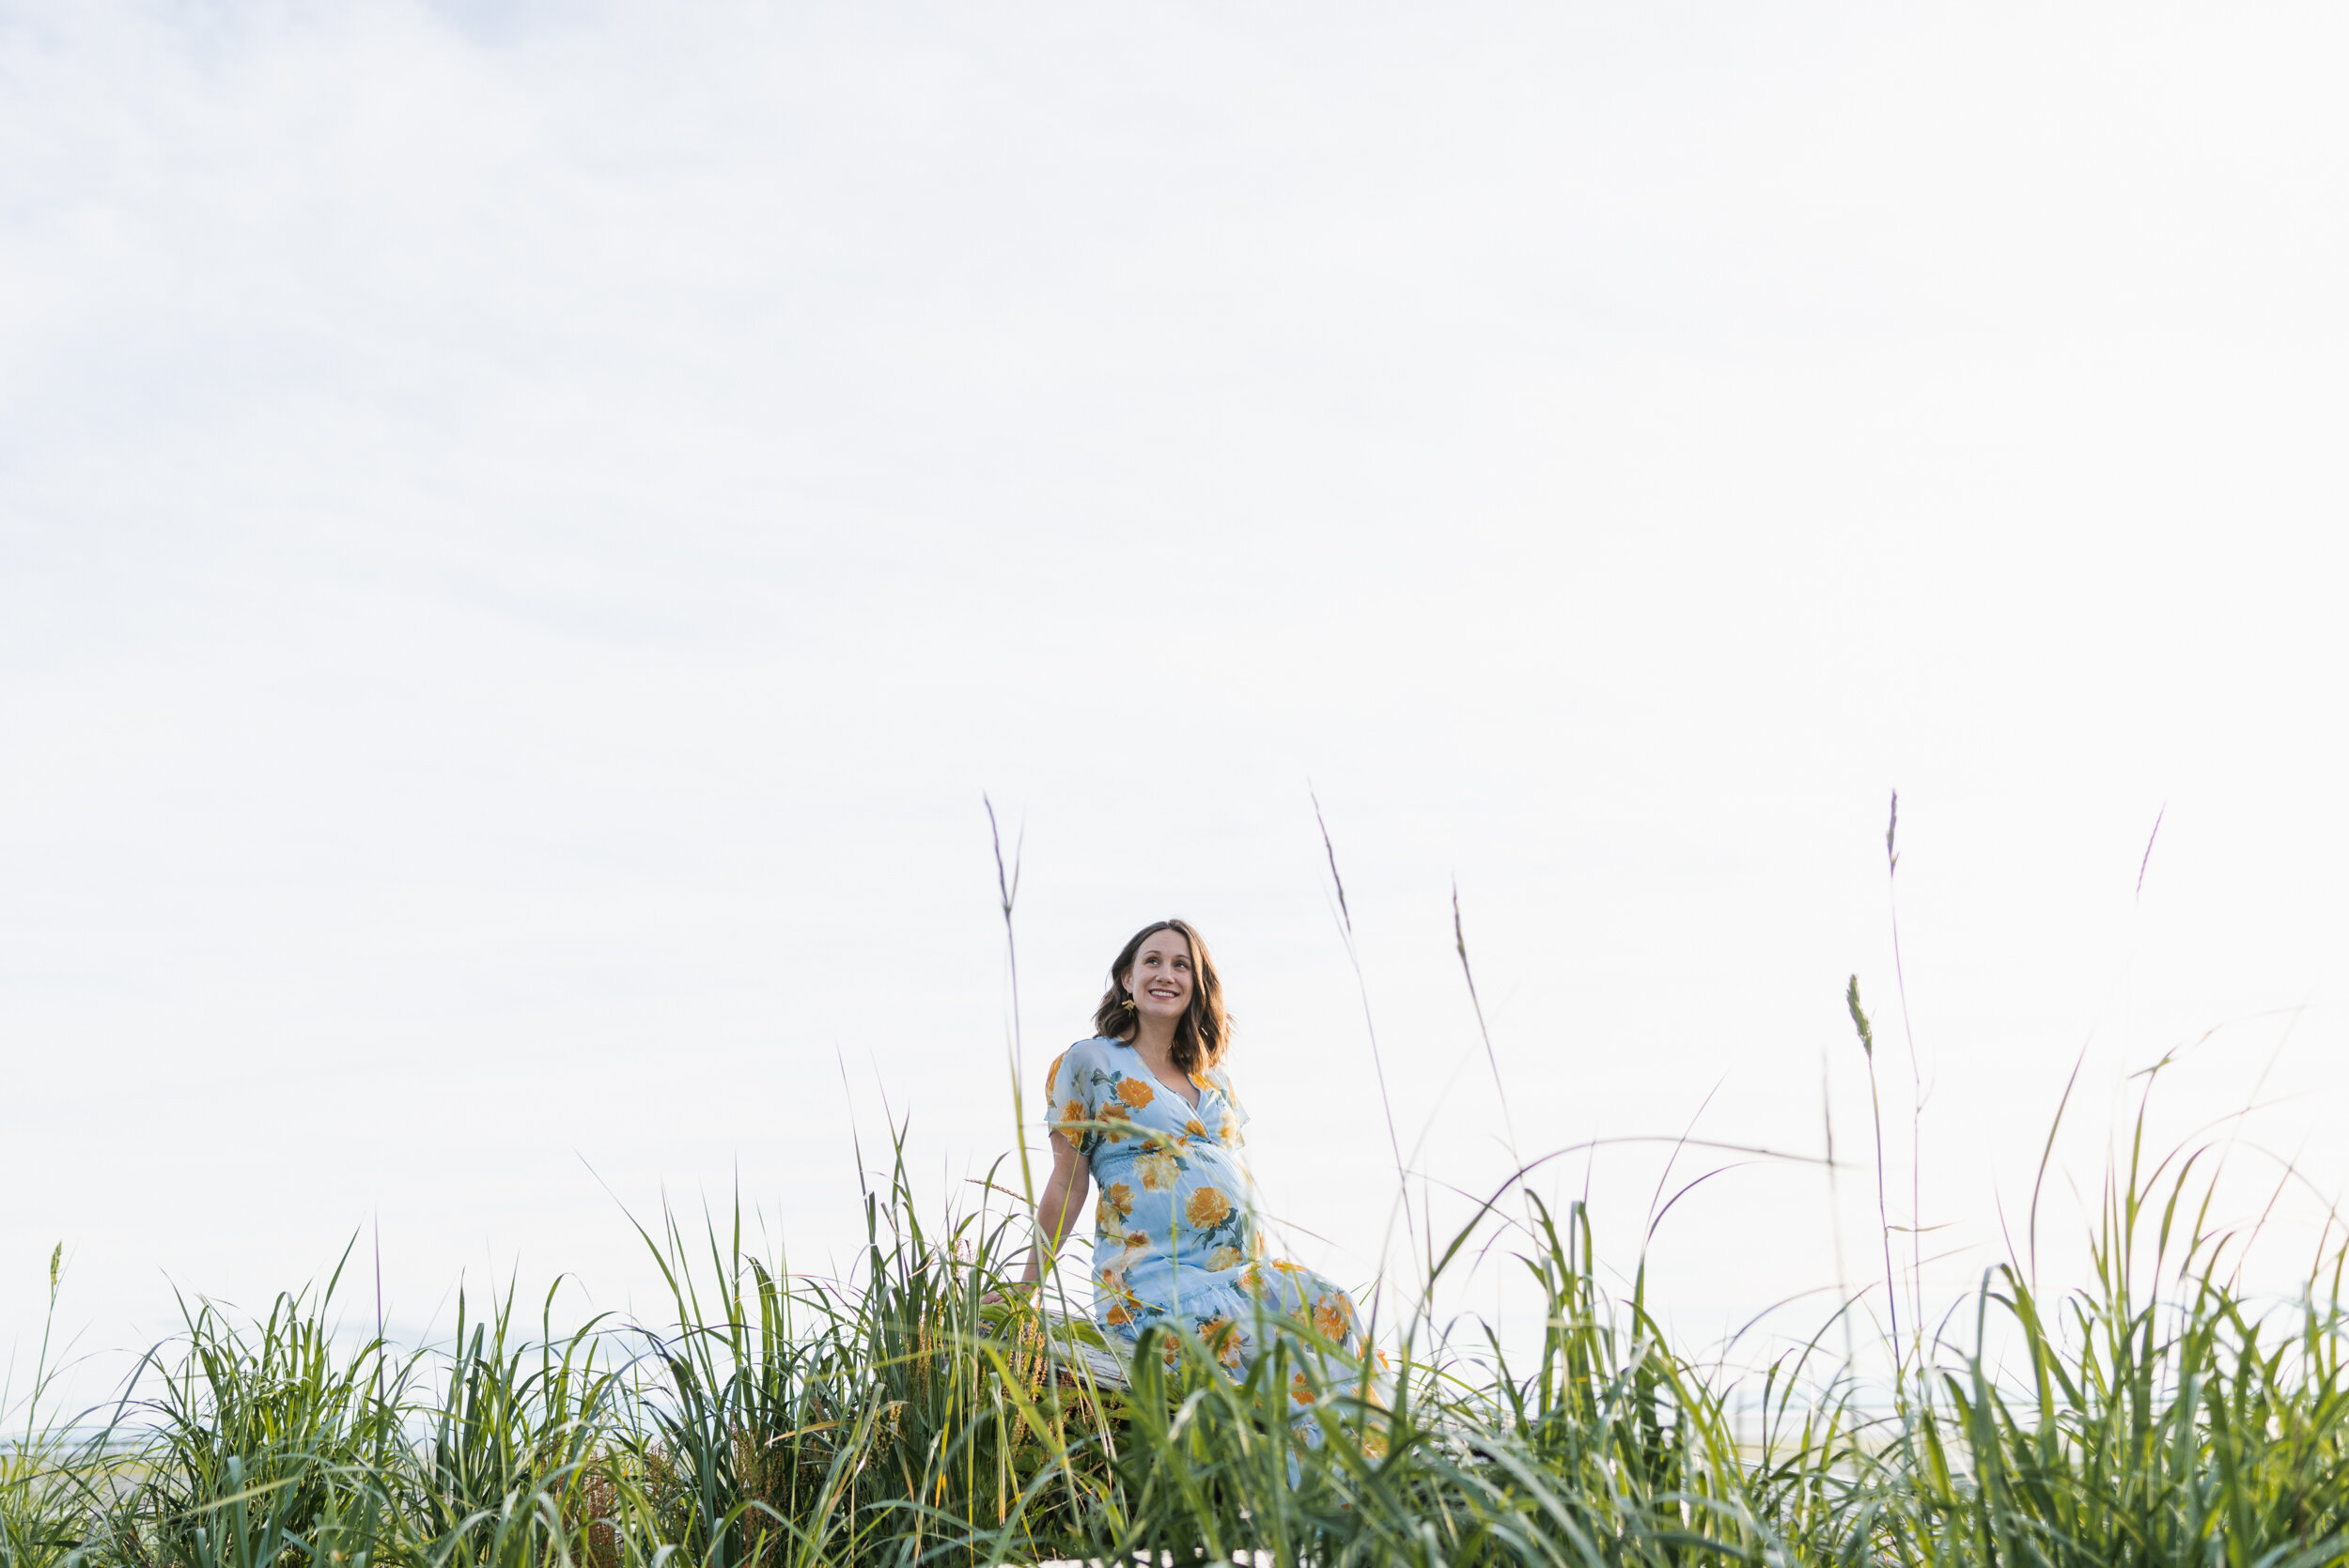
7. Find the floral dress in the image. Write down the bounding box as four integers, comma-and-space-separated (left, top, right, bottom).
1044, 1036, 1362, 1384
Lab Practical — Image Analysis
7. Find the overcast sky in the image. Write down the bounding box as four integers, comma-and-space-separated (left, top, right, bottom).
5, 1, 2346, 1403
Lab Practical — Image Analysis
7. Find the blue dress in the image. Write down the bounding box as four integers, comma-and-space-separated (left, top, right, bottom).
1044, 1036, 1362, 1387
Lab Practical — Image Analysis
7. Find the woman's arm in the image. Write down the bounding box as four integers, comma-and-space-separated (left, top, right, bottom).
1019, 1131, 1091, 1288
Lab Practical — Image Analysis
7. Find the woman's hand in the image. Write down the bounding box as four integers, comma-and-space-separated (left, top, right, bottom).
991, 1133, 1089, 1310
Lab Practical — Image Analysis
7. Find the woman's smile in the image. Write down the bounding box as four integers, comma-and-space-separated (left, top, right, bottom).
1129, 932, 1194, 1018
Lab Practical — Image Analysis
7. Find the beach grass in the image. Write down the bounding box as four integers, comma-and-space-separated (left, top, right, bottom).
8, 1074, 2349, 1568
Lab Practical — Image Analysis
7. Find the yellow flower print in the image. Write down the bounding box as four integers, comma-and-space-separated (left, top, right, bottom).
1313, 1294, 1353, 1343
1099, 1257, 1145, 1327
1218, 1118, 1240, 1147
1183, 1186, 1234, 1231
1206, 1246, 1243, 1272
1099, 1103, 1131, 1141
1183, 1117, 1207, 1143
1136, 1148, 1180, 1191
1055, 1098, 1086, 1137
1290, 1371, 1315, 1406
1237, 1263, 1265, 1295
1096, 1182, 1134, 1227
1199, 1317, 1243, 1370
1115, 1076, 1155, 1110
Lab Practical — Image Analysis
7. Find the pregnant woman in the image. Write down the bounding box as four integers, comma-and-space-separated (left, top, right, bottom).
1018, 918, 1362, 1388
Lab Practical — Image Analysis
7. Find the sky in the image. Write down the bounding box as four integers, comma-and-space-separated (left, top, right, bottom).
4, 1, 2346, 1410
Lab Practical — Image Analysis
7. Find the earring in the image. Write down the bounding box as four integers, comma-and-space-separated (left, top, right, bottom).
1121, 994, 1137, 1010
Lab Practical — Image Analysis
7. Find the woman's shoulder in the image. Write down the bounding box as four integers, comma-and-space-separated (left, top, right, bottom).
1054, 1035, 1124, 1075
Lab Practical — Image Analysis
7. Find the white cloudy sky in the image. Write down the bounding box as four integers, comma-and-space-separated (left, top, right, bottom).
4, 1, 2345, 1400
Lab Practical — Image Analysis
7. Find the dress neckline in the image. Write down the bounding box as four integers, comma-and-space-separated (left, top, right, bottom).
1113, 1036, 1205, 1111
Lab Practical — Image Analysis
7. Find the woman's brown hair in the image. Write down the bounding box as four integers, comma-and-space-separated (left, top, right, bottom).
1092, 918, 1229, 1078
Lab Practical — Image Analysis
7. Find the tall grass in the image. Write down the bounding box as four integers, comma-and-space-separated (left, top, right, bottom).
9, 1075, 2349, 1568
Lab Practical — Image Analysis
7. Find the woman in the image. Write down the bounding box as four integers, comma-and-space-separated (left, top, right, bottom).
1018, 918, 1362, 1389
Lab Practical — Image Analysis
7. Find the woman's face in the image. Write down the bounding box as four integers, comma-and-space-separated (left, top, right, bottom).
1126, 930, 1195, 1025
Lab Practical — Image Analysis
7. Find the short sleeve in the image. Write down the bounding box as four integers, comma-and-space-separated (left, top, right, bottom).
1044, 1039, 1105, 1157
